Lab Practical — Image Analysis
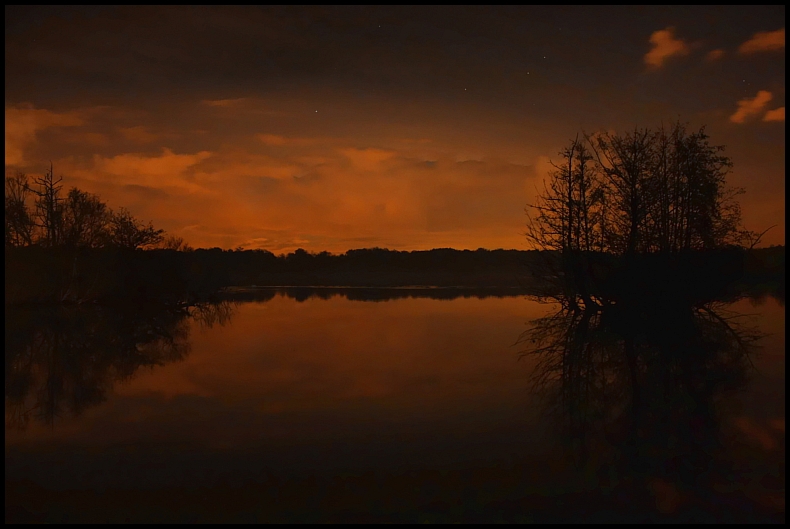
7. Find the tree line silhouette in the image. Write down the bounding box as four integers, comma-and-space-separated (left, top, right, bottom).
5, 165, 196, 304
5, 128, 784, 306
5, 164, 189, 251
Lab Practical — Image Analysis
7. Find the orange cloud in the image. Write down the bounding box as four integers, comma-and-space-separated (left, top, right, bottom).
738, 28, 785, 54
8, 88, 780, 253
705, 49, 725, 61
763, 106, 785, 122
339, 147, 397, 171
644, 27, 690, 69
200, 97, 284, 118
7, 113, 547, 253
201, 98, 249, 107
119, 126, 159, 143
729, 90, 773, 123
5, 105, 83, 166
63, 132, 110, 147
257, 134, 317, 147
78, 148, 213, 193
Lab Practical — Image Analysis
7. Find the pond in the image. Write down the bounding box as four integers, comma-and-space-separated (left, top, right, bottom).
5, 289, 785, 522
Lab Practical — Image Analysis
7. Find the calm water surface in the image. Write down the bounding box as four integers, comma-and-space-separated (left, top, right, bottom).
5, 290, 785, 522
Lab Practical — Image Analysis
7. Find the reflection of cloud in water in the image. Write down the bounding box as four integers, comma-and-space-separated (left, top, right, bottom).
5, 301, 234, 430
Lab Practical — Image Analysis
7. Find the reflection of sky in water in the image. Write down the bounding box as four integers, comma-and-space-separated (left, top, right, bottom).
5, 294, 784, 521
7, 296, 545, 486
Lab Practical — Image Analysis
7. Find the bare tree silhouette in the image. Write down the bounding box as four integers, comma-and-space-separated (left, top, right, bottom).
527, 122, 763, 258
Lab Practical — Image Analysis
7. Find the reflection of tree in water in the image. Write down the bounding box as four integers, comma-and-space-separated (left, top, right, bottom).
520, 292, 763, 507
5, 301, 234, 430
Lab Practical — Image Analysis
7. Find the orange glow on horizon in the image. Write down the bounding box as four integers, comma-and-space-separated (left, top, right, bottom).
4, 7, 785, 253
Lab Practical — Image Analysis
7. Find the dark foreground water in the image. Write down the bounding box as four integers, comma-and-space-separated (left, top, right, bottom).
5, 289, 785, 522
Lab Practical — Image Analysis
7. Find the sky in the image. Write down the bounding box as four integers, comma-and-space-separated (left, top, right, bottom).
5, 6, 785, 253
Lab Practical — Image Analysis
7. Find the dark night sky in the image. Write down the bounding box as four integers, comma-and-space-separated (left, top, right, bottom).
5, 6, 785, 251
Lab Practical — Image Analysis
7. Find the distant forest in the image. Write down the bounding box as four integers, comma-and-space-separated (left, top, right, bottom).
4, 157, 785, 306
6, 243, 784, 305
